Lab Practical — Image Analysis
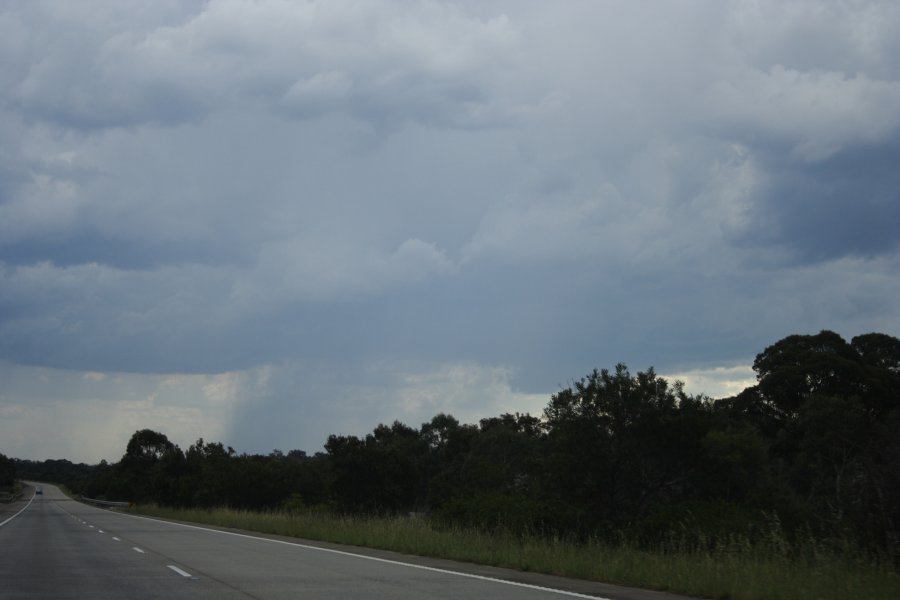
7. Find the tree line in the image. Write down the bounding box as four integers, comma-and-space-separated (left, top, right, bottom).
0, 453, 15, 491
12, 330, 900, 554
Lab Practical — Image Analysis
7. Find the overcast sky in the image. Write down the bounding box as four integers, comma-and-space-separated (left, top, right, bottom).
2, 0, 899, 463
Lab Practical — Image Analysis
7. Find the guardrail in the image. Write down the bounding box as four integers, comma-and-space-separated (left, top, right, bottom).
80, 496, 132, 508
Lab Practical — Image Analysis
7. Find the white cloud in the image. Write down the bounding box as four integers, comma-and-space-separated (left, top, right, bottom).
703, 66, 900, 162
390, 361, 548, 423
664, 365, 757, 400
389, 238, 455, 280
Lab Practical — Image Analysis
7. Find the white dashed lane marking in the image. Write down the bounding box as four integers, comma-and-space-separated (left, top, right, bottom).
167, 565, 193, 578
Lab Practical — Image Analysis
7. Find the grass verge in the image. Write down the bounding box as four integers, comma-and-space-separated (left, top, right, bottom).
127, 505, 899, 600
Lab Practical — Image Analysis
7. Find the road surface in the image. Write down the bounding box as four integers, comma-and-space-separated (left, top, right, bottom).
0, 483, 696, 600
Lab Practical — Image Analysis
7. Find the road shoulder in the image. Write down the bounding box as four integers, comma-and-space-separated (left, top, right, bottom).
0, 482, 33, 524
119, 510, 701, 600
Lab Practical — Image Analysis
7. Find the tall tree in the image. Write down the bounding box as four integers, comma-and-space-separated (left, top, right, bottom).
542, 365, 706, 530
117, 429, 177, 502
124, 429, 175, 464
752, 330, 865, 417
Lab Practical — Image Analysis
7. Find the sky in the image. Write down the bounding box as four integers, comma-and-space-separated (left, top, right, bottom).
1, 0, 899, 464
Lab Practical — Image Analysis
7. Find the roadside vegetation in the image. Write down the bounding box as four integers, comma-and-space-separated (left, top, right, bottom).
0, 453, 15, 491
0, 453, 20, 503
130, 504, 898, 600
11, 330, 900, 599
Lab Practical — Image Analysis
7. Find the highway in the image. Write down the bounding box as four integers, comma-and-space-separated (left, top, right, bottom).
0, 483, 695, 600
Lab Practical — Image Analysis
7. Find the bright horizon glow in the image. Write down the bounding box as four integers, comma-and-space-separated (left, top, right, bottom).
1, 358, 757, 464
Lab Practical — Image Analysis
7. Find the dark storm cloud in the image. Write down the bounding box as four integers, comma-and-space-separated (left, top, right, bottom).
735, 140, 900, 264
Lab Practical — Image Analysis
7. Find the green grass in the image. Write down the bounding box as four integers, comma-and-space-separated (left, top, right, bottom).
127, 505, 899, 600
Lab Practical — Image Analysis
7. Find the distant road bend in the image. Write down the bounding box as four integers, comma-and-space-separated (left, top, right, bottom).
0, 482, 695, 600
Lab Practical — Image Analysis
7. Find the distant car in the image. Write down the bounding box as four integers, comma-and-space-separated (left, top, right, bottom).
35, 486, 43, 495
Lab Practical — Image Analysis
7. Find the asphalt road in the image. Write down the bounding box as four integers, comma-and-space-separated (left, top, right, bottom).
1, 483, 697, 600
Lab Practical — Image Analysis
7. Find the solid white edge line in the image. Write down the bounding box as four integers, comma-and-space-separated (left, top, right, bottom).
167, 565, 193, 578
0, 495, 35, 528
117, 512, 608, 600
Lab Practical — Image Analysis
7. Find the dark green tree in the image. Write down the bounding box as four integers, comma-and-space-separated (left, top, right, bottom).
427, 413, 545, 530
851, 332, 900, 415
744, 331, 900, 545
542, 364, 708, 532
116, 429, 177, 502
752, 330, 865, 417
325, 420, 426, 513
124, 429, 175, 464
0, 453, 15, 489
852, 332, 900, 374
185, 438, 236, 507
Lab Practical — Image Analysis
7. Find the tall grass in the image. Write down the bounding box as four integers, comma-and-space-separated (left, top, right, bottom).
129, 505, 899, 600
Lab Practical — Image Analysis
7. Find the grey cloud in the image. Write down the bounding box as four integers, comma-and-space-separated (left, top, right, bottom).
726, 1, 900, 79
224, 358, 549, 455
6, 2, 210, 130
233, 235, 455, 308
734, 140, 900, 264
702, 67, 900, 163
7, 0, 519, 132
1, 1, 899, 461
